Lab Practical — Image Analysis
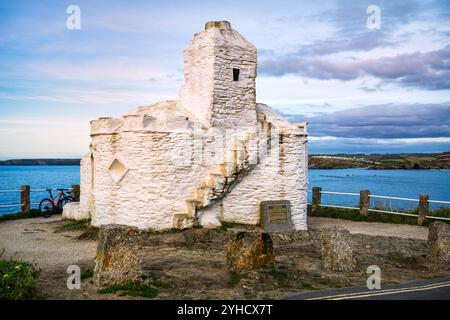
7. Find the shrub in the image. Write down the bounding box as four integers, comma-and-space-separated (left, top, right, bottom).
308, 205, 450, 226
81, 270, 94, 280
0, 210, 41, 222
0, 251, 41, 300
55, 219, 91, 232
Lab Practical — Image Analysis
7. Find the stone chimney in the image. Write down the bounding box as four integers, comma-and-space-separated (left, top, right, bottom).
180, 21, 257, 129
204, 20, 231, 30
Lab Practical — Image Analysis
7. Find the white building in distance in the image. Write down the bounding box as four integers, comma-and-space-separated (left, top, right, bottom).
66, 21, 308, 231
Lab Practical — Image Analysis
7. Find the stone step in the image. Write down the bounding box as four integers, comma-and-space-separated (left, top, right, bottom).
173, 212, 195, 230
212, 162, 237, 177
194, 185, 214, 206
174, 131, 262, 229
207, 173, 228, 191
185, 198, 202, 216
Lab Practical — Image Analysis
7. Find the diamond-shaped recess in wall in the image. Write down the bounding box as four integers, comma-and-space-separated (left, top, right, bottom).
108, 158, 129, 183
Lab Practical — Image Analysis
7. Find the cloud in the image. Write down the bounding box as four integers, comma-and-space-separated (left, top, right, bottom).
291, 31, 395, 57
260, 47, 450, 90
283, 103, 450, 139
308, 136, 450, 154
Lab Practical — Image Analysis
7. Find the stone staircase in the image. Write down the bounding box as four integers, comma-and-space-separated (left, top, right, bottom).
172, 131, 260, 229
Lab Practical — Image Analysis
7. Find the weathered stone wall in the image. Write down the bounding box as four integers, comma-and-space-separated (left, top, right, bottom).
179, 30, 215, 127
321, 227, 356, 272
427, 221, 450, 266
90, 132, 208, 230
180, 21, 257, 129
210, 27, 257, 129
210, 106, 308, 230
79, 22, 308, 232
77, 152, 94, 219
94, 224, 142, 288
226, 230, 274, 272
88, 102, 210, 230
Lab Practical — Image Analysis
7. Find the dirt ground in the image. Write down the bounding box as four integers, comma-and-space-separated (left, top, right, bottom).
0, 215, 448, 300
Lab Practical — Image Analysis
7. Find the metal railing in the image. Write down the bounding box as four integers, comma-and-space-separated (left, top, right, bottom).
0, 185, 80, 212
308, 187, 450, 224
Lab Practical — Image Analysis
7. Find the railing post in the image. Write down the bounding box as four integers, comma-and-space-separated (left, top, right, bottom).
312, 187, 322, 214
417, 194, 429, 226
359, 190, 370, 216
72, 184, 80, 202
20, 185, 30, 213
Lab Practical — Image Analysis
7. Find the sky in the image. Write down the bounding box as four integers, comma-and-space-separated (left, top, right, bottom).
0, 0, 450, 158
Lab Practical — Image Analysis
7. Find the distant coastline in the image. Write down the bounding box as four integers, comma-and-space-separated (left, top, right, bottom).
1, 153, 449, 169
309, 152, 450, 170
0, 159, 80, 166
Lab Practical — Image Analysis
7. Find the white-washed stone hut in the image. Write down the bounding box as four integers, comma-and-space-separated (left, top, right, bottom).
66, 21, 308, 231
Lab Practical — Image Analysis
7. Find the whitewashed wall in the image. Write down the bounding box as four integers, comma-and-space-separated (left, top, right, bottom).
74, 21, 308, 231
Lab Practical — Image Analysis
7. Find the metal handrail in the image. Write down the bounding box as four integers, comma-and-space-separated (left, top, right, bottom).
0, 187, 74, 212
428, 199, 450, 205
368, 208, 418, 218
321, 191, 360, 196
319, 204, 359, 210
0, 204, 23, 208
426, 215, 450, 221
31, 188, 72, 192
307, 188, 450, 222
308, 188, 448, 204
369, 194, 419, 202
0, 188, 73, 193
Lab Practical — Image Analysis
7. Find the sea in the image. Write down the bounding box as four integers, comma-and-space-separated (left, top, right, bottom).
0, 166, 449, 215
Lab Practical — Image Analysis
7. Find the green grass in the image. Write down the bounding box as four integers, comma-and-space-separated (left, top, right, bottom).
227, 271, 242, 287
150, 279, 170, 289
81, 270, 94, 280
0, 210, 41, 222
98, 282, 159, 298
301, 282, 318, 290
308, 205, 450, 226
265, 268, 288, 281
221, 221, 250, 230
0, 250, 41, 300
55, 219, 91, 232
264, 268, 288, 285
428, 207, 450, 220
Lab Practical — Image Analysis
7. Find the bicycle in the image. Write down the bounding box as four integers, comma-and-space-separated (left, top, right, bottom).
39, 188, 75, 218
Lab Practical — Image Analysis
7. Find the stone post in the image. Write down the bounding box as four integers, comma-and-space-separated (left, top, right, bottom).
321, 226, 356, 272
20, 185, 30, 213
359, 190, 370, 217
427, 221, 450, 266
226, 230, 274, 272
311, 187, 322, 214
417, 194, 429, 226
71, 184, 80, 202
94, 225, 143, 288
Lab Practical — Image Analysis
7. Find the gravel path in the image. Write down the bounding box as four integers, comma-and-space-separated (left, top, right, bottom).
0, 215, 96, 270
308, 217, 428, 240
0, 215, 430, 299
0, 215, 98, 299
0, 215, 428, 270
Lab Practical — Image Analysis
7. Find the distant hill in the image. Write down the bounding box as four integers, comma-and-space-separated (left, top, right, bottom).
1, 152, 449, 169
309, 152, 450, 169
0, 159, 81, 166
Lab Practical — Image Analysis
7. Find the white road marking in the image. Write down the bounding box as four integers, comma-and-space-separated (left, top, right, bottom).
307, 280, 450, 300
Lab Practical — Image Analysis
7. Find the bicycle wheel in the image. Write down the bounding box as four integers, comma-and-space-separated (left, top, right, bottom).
39, 198, 56, 218
58, 196, 75, 213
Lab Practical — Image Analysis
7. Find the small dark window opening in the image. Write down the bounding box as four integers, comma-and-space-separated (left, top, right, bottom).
233, 68, 240, 81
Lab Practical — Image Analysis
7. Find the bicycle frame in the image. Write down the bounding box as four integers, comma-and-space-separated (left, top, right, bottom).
47, 189, 66, 207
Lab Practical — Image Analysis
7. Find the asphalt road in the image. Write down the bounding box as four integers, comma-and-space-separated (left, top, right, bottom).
287, 277, 450, 300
